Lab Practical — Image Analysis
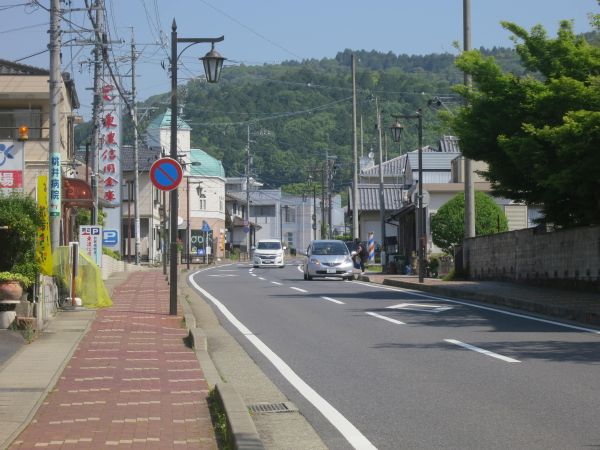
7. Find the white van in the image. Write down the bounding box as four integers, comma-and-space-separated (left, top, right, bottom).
252, 239, 285, 268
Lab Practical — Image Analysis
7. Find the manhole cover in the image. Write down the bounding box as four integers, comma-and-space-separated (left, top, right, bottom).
248, 402, 298, 414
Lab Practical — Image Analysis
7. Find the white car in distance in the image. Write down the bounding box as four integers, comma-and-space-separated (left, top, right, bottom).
252, 239, 286, 268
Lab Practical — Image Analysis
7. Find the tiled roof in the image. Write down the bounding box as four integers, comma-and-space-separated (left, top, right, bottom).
352, 184, 405, 211
0, 58, 48, 75
121, 145, 162, 172
438, 135, 461, 153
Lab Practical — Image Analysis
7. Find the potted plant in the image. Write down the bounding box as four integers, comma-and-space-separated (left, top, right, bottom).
0, 271, 32, 300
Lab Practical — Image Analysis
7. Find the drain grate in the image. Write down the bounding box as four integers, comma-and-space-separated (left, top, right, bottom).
248, 402, 298, 414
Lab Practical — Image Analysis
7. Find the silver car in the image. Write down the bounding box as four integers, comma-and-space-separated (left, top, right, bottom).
302, 240, 354, 281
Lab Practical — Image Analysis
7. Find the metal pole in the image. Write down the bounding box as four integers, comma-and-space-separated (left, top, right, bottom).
131, 30, 141, 264
90, 0, 103, 226
162, 188, 167, 276
464, 0, 475, 240
49, 0, 61, 249
246, 126, 251, 257
417, 110, 425, 283
313, 185, 317, 240
169, 20, 179, 315
376, 97, 386, 269
186, 176, 190, 270
351, 54, 359, 240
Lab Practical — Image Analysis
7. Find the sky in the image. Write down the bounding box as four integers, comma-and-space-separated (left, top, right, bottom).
1, 0, 598, 120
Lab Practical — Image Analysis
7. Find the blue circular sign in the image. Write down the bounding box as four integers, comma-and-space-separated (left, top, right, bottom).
150, 157, 183, 191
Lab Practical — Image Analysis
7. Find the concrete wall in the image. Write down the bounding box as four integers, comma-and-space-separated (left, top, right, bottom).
464, 226, 600, 289
101, 254, 146, 280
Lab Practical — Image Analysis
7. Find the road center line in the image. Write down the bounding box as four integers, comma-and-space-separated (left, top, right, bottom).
258, 277, 266, 281
366, 312, 405, 325
290, 287, 308, 293
271, 281, 283, 286
188, 273, 376, 450
444, 339, 521, 363
321, 296, 345, 305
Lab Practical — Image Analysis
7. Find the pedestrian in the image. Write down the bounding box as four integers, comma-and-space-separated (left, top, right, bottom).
356, 240, 367, 273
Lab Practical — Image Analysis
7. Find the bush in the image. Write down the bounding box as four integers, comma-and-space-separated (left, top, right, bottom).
102, 247, 121, 260
0, 193, 44, 286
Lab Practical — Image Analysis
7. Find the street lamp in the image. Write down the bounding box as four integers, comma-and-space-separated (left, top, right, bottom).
390, 109, 425, 283
169, 19, 225, 315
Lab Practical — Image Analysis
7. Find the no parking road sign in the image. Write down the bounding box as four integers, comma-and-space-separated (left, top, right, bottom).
150, 157, 183, 191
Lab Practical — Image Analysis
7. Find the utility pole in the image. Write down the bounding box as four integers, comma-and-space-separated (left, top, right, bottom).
464, 0, 475, 240
49, 0, 61, 249
245, 126, 251, 256
351, 54, 359, 240
130, 30, 141, 264
90, 0, 104, 226
376, 97, 386, 269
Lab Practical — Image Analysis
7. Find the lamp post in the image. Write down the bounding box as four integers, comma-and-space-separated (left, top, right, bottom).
390, 109, 425, 283
169, 19, 224, 315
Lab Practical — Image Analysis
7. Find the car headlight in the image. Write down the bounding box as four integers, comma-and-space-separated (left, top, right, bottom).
345, 256, 353, 264
309, 258, 321, 265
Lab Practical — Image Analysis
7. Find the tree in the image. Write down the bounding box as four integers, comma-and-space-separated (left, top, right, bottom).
430, 192, 508, 255
450, 20, 600, 228
0, 193, 44, 284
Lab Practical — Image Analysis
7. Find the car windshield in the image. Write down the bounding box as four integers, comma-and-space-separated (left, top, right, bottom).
312, 242, 348, 256
257, 241, 281, 250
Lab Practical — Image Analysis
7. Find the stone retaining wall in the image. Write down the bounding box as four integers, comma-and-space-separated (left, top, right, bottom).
464, 225, 600, 290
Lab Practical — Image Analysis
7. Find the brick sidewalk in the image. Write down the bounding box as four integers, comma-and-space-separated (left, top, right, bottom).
10, 270, 217, 449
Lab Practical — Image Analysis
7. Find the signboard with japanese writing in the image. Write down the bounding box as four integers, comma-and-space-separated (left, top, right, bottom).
99, 80, 121, 206
0, 141, 24, 195
79, 225, 103, 267
36, 175, 53, 275
49, 152, 61, 216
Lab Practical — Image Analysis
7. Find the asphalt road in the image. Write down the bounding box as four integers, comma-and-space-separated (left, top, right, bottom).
191, 262, 600, 450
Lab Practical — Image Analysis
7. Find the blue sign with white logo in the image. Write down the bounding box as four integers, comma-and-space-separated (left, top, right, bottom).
103, 229, 119, 246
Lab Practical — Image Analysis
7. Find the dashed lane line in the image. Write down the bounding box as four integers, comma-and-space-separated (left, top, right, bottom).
366, 312, 405, 325
444, 339, 521, 363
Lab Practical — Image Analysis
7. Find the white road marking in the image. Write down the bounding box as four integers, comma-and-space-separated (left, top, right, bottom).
271, 281, 283, 286
444, 339, 521, 363
352, 280, 600, 335
366, 312, 405, 325
290, 287, 308, 293
321, 296, 345, 305
188, 274, 376, 450
250, 274, 257, 277
258, 277, 266, 281
207, 274, 238, 277
387, 302, 453, 313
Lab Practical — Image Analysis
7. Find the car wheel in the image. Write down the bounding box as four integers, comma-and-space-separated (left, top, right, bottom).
303, 271, 307, 280
306, 273, 313, 280
253, 265, 258, 268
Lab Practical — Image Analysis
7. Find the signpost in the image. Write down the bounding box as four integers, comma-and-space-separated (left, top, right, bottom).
79, 225, 103, 267
150, 157, 183, 191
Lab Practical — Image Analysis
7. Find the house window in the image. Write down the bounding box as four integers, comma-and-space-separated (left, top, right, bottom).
0, 109, 42, 139
286, 232, 293, 248
284, 207, 296, 223
250, 205, 275, 217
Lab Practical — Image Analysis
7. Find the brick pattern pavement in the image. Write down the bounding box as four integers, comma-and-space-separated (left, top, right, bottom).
11, 270, 217, 449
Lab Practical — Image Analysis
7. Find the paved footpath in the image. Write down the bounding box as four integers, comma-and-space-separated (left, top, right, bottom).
10, 270, 217, 449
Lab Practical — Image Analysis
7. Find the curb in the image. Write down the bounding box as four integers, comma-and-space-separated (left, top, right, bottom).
181, 287, 265, 450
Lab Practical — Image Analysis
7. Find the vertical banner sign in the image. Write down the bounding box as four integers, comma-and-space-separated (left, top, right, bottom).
99, 81, 121, 206
79, 225, 103, 267
49, 152, 61, 216
36, 175, 53, 275
0, 141, 24, 195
